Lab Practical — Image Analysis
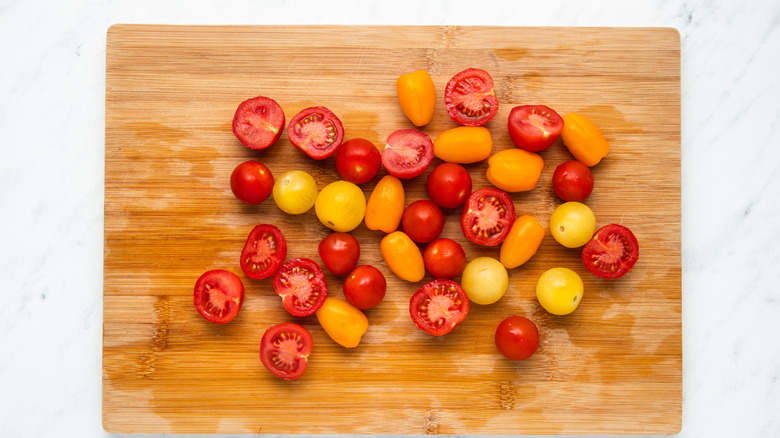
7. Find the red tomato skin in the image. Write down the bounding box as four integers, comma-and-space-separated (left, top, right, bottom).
273, 258, 328, 317
423, 238, 466, 279
318, 232, 360, 275
582, 224, 639, 279
259, 323, 313, 380
409, 279, 470, 336
335, 138, 382, 184
461, 187, 516, 246
426, 163, 472, 209
444, 68, 499, 126
232, 96, 286, 150
495, 315, 539, 361
287, 106, 345, 160
507, 105, 564, 152
381, 129, 434, 179
343, 265, 387, 310
240, 224, 287, 280
401, 200, 445, 244
193, 270, 244, 324
230, 161, 274, 205
552, 160, 595, 202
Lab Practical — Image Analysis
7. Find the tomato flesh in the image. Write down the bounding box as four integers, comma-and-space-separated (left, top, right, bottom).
273, 258, 328, 317
259, 323, 313, 380
240, 224, 287, 280
582, 224, 639, 279
507, 105, 564, 152
409, 279, 470, 336
461, 187, 515, 246
193, 270, 244, 324
444, 68, 499, 126
381, 129, 434, 179
287, 106, 345, 160
232, 96, 285, 150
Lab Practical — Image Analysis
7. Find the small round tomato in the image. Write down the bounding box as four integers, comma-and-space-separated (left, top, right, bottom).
536, 267, 584, 315
273, 170, 318, 215
460, 257, 508, 305
433, 126, 493, 164
553, 160, 595, 202
486, 148, 544, 193
500, 215, 544, 269
343, 265, 387, 310
381, 129, 434, 179
314, 180, 367, 233
230, 161, 274, 205
560, 113, 609, 167
318, 232, 360, 275
380, 231, 425, 282
410, 279, 470, 336
240, 224, 287, 280
232, 95, 285, 150
193, 269, 244, 324
396, 69, 436, 127
287, 106, 345, 160
444, 68, 499, 126
259, 323, 312, 380
423, 238, 466, 279
335, 138, 382, 184
426, 163, 472, 209
582, 224, 639, 279
461, 187, 515, 246
316, 297, 369, 348
549, 201, 596, 248
365, 175, 405, 233
507, 105, 564, 152
273, 258, 328, 317
495, 315, 539, 361
401, 200, 445, 244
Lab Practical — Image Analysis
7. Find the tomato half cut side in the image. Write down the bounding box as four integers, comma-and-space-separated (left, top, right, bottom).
461, 187, 516, 246
232, 96, 286, 150
259, 323, 313, 380
287, 106, 345, 160
273, 258, 328, 317
193, 270, 244, 324
240, 224, 287, 280
444, 68, 499, 126
507, 105, 564, 152
582, 224, 639, 279
410, 279, 470, 336
381, 129, 434, 179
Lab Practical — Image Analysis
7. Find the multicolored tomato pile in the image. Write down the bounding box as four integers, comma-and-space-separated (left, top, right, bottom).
194, 67, 640, 379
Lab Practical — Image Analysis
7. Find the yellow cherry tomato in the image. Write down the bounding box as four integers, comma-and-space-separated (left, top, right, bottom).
536, 267, 584, 315
316, 297, 369, 348
549, 201, 596, 248
486, 148, 544, 192
560, 113, 609, 167
273, 170, 318, 215
396, 70, 436, 127
380, 231, 425, 282
460, 257, 508, 305
365, 175, 405, 233
433, 126, 493, 164
500, 215, 545, 269
314, 180, 367, 232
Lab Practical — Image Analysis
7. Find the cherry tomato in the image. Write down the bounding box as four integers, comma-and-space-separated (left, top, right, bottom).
335, 138, 382, 184
232, 95, 285, 150
287, 106, 345, 160
582, 223, 639, 279
507, 105, 564, 152
365, 175, 405, 233
316, 297, 369, 348
193, 270, 244, 324
423, 238, 466, 279
273, 258, 328, 317
549, 201, 596, 248
486, 148, 544, 192
343, 265, 387, 310
552, 160, 594, 202
318, 232, 360, 275
259, 323, 312, 380
314, 180, 366, 233
433, 126, 493, 164
426, 162, 472, 209
461, 187, 515, 246
401, 200, 445, 244
536, 267, 584, 315
499, 215, 544, 269
230, 161, 274, 205
396, 69, 436, 127
409, 279, 470, 336
273, 170, 318, 215
495, 315, 539, 361
240, 224, 287, 280
444, 68, 499, 126
560, 113, 610, 167
460, 257, 508, 305
380, 231, 425, 282
381, 129, 434, 179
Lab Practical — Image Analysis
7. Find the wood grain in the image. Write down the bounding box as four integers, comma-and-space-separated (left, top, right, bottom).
103, 25, 681, 434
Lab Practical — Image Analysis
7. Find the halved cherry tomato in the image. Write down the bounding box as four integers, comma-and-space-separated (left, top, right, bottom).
426, 162, 472, 209
486, 148, 544, 193
343, 265, 387, 310
232, 96, 285, 150
381, 129, 434, 179
314, 180, 366, 233
507, 105, 564, 152
560, 113, 610, 167
552, 160, 594, 202
316, 297, 369, 348
240, 224, 287, 280
318, 232, 360, 275
396, 69, 436, 127
259, 323, 312, 380
444, 68, 499, 126
582, 224, 639, 279
423, 238, 466, 279
365, 175, 405, 233
401, 200, 445, 244
409, 279, 470, 336
500, 215, 544, 269
273, 258, 328, 317
380, 231, 425, 282
335, 138, 382, 184
287, 106, 345, 160
230, 161, 274, 205
433, 126, 493, 164
461, 187, 515, 246
193, 269, 244, 324
495, 315, 539, 361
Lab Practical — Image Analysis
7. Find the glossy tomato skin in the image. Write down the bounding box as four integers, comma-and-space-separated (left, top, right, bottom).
423, 238, 466, 279
193, 270, 244, 324
380, 231, 425, 282
433, 126, 493, 164
582, 224, 639, 279
500, 215, 544, 269
426, 163, 472, 209
507, 105, 564, 152
560, 113, 609, 167
396, 69, 436, 127
401, 200, 445, 244
232, 96, 285, 150
314, 180, 367, 233
552, 160, 594, 202
240, 224, 287, 280
318, 232, 360, 275
259, 323, 313, 380
230, 161, 274, 205
273, 258, 328, 317
381, 129, 434, 179
461, 187, 516, 246
410, 279, 470, 336
549, 202, 596, 249
365, 175, 405, 233
335, 138, 382, 184
273, 170, 318, 215
495, 315, 539, 361
536, 267, 584, 315
486, 148, 544, 193
461, 257, 508, 305
316, 297, 369, 348
287, 106, 345, 160
343, 265, 387, 310
444, 68, 499, 126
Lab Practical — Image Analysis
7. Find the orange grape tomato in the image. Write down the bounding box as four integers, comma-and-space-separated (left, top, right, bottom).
315, 297, 369, 348
499, 215, 545, 269
486, 148, 544, 192
365, 175, 405, 233
380, 231, 425, 282
396, 70, 436, 127
560, 113, 609, 167
433, 126, 493, 164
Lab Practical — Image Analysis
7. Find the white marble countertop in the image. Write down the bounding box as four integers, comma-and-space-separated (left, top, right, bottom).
2, 0, 778, 437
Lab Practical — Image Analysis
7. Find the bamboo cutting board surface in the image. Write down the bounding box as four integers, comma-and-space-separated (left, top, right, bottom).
103, 25, 681, 434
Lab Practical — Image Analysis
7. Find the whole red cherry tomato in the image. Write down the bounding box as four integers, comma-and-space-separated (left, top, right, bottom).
507, 105, 564, 152
230, 160, 274, 205
552, 160, 595, 202
259, 323, 312, 380
495, 315, 539, 361
232, 96, 285, 150
444, 68, 499, 126
193, 269, 244, 324
401, 200, 445, 243
335, 138, 382, 184
343, 265, 387, 310
287, 106, 345, 160
318, 232, 360, 275
426, 162, 472, 209
423, 238, 466, 279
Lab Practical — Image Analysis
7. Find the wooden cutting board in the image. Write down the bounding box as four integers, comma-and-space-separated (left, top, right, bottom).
103, 25, 681, 434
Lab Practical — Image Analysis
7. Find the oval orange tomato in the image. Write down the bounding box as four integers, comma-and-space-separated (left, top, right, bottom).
433, 126, 493, 164
500, 215, 545, 269
365, 175, 405, 233
396, 70, 436, 127
316, 297, 369, 348
560, 113, 609, 167
380, 231, 425, 282
486, 148, 544, 192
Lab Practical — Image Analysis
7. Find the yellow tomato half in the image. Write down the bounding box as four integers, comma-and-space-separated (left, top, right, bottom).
433, 126, 493, 164
380, 231, 425, 282
365, 175, 405, 233
316, 297, 369, 348
486, 148, 544, 192
396, 70, 436, 127
500, 215, 545, 269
